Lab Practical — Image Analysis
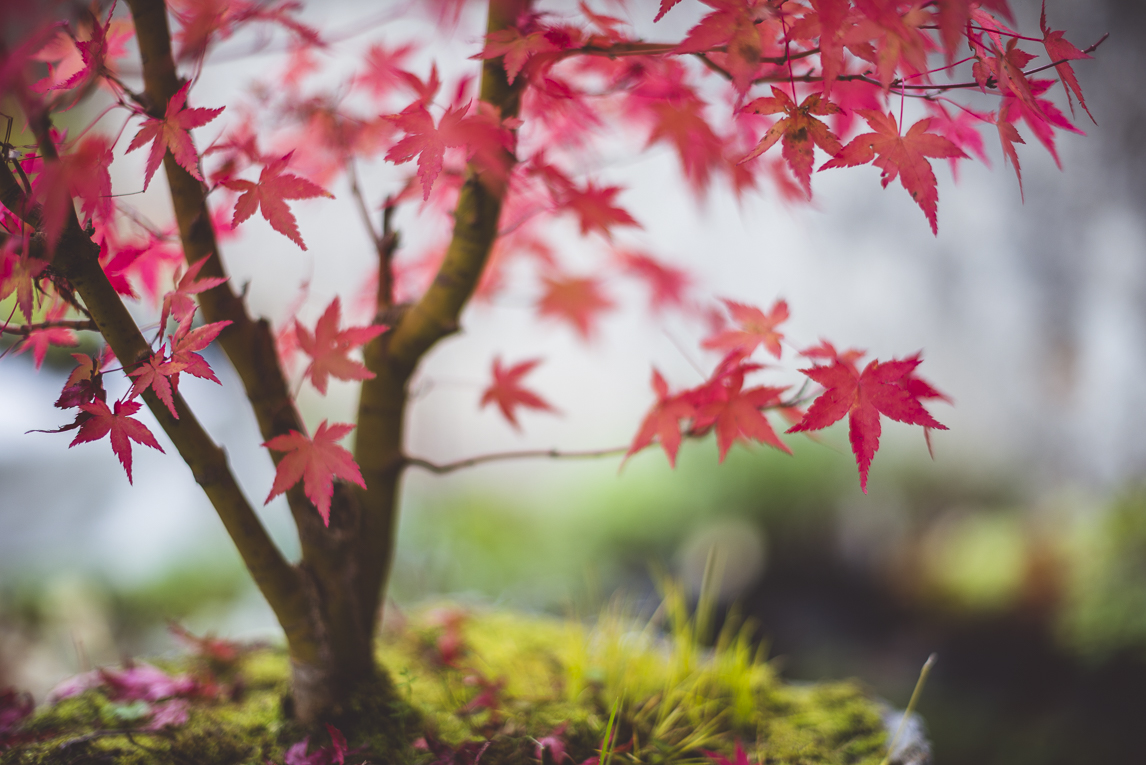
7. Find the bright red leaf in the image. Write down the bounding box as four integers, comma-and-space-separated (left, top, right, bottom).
616, 250, 691, 313
787, 355, 947, 492
703, 298, 789, 359
536, 274, 614, 339
477, 23, 570, 85
627, 369, 695, 467
741, 89, 842, 198
553, 181, 639, 239
1040, 1, 1093, 122
357, 41, 417, 99
70, 399, 165, 484
264, 420, 366, 526
160, 256, 229, 330
645, 98, 725, 193
821, 111, 967, 235
674, 0, 768, 94
128, 350, 181, 419
691, 364, 790, 462
222, 153, 333, 250
480, 356, 557, 429
126, 82, 223, 191
166, 312, 232, 384
385, 101, 511, 199
295, 297, 387, 394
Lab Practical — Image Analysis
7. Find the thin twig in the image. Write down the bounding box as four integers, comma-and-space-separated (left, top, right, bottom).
404, 446, 630, 474
795, 32, 1109, 92
347, 159, 381, 250
377, 195, 398, 311
1, 319, 98, 336
564, 41, 819, 67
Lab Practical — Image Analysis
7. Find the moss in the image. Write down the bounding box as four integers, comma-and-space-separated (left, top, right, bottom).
3, 608, 889, 765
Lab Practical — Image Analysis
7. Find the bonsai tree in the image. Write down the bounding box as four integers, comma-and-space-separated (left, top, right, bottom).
0, 0, 1097, 724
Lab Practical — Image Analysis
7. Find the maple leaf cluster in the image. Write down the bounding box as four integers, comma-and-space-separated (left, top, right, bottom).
0, 0, 1095, 521
623, 299, 947, 490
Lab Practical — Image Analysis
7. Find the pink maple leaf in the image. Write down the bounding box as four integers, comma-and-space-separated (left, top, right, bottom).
703, 298, 789, 359
295, 297, 387, 395
222, 152, 333, 250
264, 420, 367, 526
126, 82, 223, 190
480, 356, 558, 429
160, 256, 229, 330
70, 399, 165, 483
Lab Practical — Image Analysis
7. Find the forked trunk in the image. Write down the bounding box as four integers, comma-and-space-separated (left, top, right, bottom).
115, 0, 528, 728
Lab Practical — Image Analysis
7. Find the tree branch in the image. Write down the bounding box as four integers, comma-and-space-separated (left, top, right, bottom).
767, 32, 1109, 92
0, 156, 314, 660
563, 41, 819, 66
404, 446, 629, 474
353, 0, 533, 636
0, 319, 98, 335
124, 0, 327, 539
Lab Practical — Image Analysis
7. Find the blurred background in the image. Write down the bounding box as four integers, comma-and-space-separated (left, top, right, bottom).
3, 1, 1146, 763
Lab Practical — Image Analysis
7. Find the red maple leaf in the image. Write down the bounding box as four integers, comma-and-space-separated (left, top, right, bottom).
644, 98, 725, 193
994, 38, 1045, 123
741, 89, 842, 198
996, 113, 1025, 197
14, 301, 78, 370
480, 356, 557, 429
690, 364, 790, 462
821, 111, 967, 235
553, 181, 639, 239
166, 312, 232, 384
854, 0, 932, 88
627, 369, 696, 466
127, 351, 180, 419
160, 256, 229, 331
674, 0, 768, 94
998, 77, 1082, 170
1040, 1, 1093, 123
126, 82, 223, 191
536, 274, 614, 339
0, 244, 48, 323
70, 399, 165, 484
787, 355, 947, 491
804, 0, 853, 91
703, 298, 789, 359
385, 101, 511, 199
32, 2, 131, 93
264, 420, 366, 526
477, 25, 563, 85
356, 41, 417, 99
801, 339, 865, 371
35, 133, 114, 252
295, 297, 387, 395
654, 0, 684, 23
615, 250, 691, 313
170, 0, 320, 63
222, 153, 333, 250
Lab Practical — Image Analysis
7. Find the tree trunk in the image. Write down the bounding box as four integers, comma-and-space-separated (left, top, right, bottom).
118, 0, 530, 726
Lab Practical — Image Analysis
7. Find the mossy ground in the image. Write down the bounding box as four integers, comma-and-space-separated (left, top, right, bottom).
2, 600, 888, 765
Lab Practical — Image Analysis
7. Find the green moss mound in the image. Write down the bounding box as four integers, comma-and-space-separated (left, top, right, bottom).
2, 602, 888, 765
